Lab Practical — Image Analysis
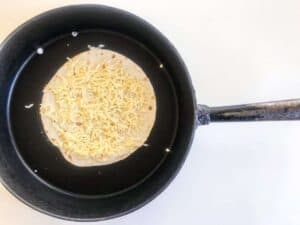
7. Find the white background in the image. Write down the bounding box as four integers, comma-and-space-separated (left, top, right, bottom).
1, 1, 300, 225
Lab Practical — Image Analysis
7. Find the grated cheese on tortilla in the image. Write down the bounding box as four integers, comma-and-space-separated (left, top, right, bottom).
40, 49, 156, 163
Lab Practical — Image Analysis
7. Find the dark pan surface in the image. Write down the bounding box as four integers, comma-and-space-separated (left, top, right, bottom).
8, 30, 179, 196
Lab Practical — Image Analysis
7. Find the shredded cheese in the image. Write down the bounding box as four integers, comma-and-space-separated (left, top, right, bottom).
40, 50, 155, 161
25, 103, 34, 109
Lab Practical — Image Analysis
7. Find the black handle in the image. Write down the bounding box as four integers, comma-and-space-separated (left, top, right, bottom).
197, 99, 300, 125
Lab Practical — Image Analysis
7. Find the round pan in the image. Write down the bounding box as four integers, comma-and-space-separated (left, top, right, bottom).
0, 5, 196, 221
1, 4, 300, 222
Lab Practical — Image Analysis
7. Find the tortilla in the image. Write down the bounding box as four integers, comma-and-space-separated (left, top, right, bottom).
40, 48, 156, 167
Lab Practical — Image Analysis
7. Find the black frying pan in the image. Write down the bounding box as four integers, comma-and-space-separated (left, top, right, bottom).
1, 5, 300, 221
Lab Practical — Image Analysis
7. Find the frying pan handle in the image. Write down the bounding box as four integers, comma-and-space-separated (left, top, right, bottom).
197, 99, 300, 125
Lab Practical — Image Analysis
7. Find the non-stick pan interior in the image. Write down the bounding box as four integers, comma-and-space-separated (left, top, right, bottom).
8, 30, 179, 196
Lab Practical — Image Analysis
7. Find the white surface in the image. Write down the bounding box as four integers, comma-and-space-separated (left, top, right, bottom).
1, 1, 300, 225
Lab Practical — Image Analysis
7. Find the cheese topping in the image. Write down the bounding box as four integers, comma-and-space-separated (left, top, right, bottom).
40, 49, 156, 162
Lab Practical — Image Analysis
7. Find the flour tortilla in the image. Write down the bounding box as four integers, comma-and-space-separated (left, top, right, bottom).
40, 48, 156, 167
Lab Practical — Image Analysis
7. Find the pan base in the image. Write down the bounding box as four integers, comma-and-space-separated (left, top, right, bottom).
8, 30, 179, 196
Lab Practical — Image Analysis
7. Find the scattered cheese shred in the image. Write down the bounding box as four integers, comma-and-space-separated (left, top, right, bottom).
24, 103, 34, 109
